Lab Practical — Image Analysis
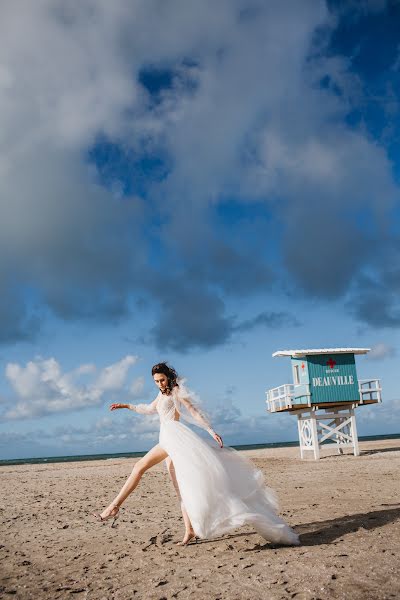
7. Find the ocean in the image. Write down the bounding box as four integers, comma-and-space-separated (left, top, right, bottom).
1, 433, 399, 466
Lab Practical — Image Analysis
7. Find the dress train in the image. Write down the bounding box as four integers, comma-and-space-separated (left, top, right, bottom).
159, 419, 299, 545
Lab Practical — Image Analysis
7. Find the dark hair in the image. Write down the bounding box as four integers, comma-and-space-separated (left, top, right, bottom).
151, 362, 179, 394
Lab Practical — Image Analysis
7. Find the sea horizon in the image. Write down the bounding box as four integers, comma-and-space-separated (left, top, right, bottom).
1, 432, 399, 467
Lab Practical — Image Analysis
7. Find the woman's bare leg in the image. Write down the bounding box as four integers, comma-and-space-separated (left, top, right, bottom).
100, 444, 168, 519
165, 457, 196, 543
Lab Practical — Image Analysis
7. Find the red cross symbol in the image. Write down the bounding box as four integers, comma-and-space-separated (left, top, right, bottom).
301, 363, 305, 370
327, 358, 336, 369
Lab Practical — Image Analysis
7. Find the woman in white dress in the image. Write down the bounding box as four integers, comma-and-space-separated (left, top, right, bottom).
94, 363, 299, 547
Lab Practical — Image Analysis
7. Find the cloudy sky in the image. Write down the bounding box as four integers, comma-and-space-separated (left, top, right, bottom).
1, 0, 400, 460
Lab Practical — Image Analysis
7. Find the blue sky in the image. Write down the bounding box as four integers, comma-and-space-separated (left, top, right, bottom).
1, 0, 400, 459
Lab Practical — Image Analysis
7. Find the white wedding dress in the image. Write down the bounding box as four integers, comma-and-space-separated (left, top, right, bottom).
133, 386, 299, 545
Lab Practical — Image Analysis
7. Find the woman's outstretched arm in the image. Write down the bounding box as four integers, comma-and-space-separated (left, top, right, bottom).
110, 398, 158, 414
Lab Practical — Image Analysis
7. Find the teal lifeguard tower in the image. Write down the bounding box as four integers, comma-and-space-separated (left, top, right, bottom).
266, 348, 382, 459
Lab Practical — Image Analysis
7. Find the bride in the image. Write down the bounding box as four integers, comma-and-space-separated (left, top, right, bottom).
94, 362, 299, 547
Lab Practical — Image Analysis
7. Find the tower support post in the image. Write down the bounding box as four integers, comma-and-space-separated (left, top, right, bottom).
294, 406, 360, 460
350, 409, 360, 456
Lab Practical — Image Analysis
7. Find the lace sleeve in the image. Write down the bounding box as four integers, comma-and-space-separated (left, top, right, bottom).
179, 397, 215, 434
130, 397, 159, 415
173, 382, 215, 434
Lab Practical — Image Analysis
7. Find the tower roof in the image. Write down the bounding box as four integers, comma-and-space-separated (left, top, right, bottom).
272, 348, 370, 358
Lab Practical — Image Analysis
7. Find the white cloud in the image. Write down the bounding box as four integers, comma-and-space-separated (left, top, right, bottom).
95, 355, 138, 392
129, 375, 145, 396
2, 354, 141, 420
357, 397, 400, 434
366, 343, 396, 361
0, 1, 149, 339
0, 0, 398, 347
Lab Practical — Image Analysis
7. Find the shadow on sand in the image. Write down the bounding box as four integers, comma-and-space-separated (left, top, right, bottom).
234, 505, 400, 551
175, 506, 400, 549
361, 447, 400, 456
245, 505, 400, 550
313, 446, 400, 460
296, 505, 400, 546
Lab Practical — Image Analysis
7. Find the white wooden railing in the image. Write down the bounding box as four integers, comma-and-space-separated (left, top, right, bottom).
266, 383, 294, 412
266, 378, 382, 412
358, 379, 382, 404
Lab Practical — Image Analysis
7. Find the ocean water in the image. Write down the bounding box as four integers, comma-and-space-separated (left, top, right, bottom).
1, 433, 399, 467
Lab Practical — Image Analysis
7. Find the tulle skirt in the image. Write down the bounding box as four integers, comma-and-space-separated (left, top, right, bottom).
159, 420, 299, 545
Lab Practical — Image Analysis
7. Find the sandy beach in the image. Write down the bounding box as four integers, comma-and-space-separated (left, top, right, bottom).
1, 439, 399, 600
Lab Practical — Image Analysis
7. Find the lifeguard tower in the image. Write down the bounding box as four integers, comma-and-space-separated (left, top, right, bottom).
266, 348, 382, 459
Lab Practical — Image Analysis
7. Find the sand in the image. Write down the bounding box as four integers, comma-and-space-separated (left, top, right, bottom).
1, 439, 399, 600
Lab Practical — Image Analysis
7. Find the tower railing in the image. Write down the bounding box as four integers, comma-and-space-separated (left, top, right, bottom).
267, 379, 382, 412
358, 379, 382, 404
266, 384, 294, 412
